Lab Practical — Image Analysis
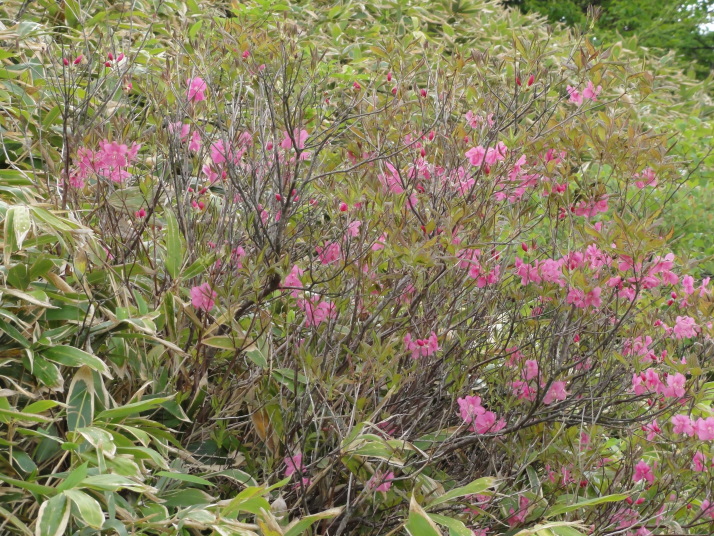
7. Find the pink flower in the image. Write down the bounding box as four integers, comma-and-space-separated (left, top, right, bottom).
701, 499, 714, 520
507, 496, 530, 527
643, 420, 661, 441
378, 162, 405, 194
566, 287, 601, 309
511, 380, 537, 401
567, 85, 583, 106
464, 110, 481, 128
280, 128, 309, 151
661, 373, 686, 398
283, 265, 304, 297
695, 416, 714, 440
187, 77, 207, 102
673, 316, 698, 339
457, 395, 485, 422
573, 195, 609, 217
367, 471, 394, 492
372, 233, 388, 251
403, 332, 439, 360
190, 283, 217, 312
316, 242, 342, 264
457, 395, 505, 434
345, 220, 362, 238
465, 146, 487, 167
484, 142, 508, 165
297, 297, 336, 327
188, 130, 202, 152
582, 81, 602, 101
474, 411, 506, 434
671, 414, 694, 436
693, 451, 707, 472
77, 140, 141, 183
632, 373, 646, 395
134, 208, 146, 219
635, 168, 657, 189
210, 139, 245, 165
633, 460, 654, 484
543, 381, 569, 405
284, 453, 305, 477
523, 360, 539, 380
231, 246, 246, 269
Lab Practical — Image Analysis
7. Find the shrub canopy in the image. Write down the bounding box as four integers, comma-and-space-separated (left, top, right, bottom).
0, 1, 713, 535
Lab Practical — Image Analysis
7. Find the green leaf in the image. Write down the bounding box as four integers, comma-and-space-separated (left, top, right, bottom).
25, 356, 63, 390
56, 462, 89, 492
96, 396, 172, 421
545, 494, 629, 517
426, 477, 496, 509
0, 504, 32, 535
428, 514, 472, 536
164, 209, 183, 279
64, 489, 103, 528
551, 527, 588, 536
514, 521, 587, 536
41, 346, 110, 376
0, 405, 53, 424
23, 400, 62, 414
0, 319, 30, 348
156, 471, 214, 487
36, 493, 70, 536
223, 486, 270, 517
79, 474, 153, 492
405, 496, 442, 536
66, 367, 95, 432
0, 474, 55, 496
284, 507, 343, 536
160, 488, 213, 508
182, 255, 214, 280
188, 20, 204, 39
1, 287, 57, 308
64, 0, 81, 28
202, 336, 240, 350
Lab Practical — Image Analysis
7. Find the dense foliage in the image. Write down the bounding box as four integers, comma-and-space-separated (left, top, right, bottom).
0, 1, 713, 535
504, 0, 714, 80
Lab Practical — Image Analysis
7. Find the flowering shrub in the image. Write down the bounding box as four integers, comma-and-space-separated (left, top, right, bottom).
1, 0, 714, 535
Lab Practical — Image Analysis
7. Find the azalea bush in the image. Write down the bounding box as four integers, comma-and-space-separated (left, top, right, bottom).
1, 0, 714, 535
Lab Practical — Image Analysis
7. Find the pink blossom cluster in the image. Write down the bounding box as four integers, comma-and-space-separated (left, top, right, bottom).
506, 496, 530, 527
632, 370, 686, 399
70, 140, 141, 187
282, 265, 304, 297
567, 80, 602, 106
190, 282, 217, 312
457, 395, 506, 434
168, 122, 201, 152
572, 194, 609, 217
403, 332, 439, 360
634, 168, 657, 189
280, 128, 311, 160
296, 296, 336, 327
457, 249, 501, 287
465, 141, 508, 168
633, 459, 655, 484
623, 336, 657, 363
186, 77, 207, 102
670, 414, 714, 441
366, 471, 395, 492
464, 110, 494, 129
316, 242, 342, 265
566, 286, 602, 309
284, 452, 311, 487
